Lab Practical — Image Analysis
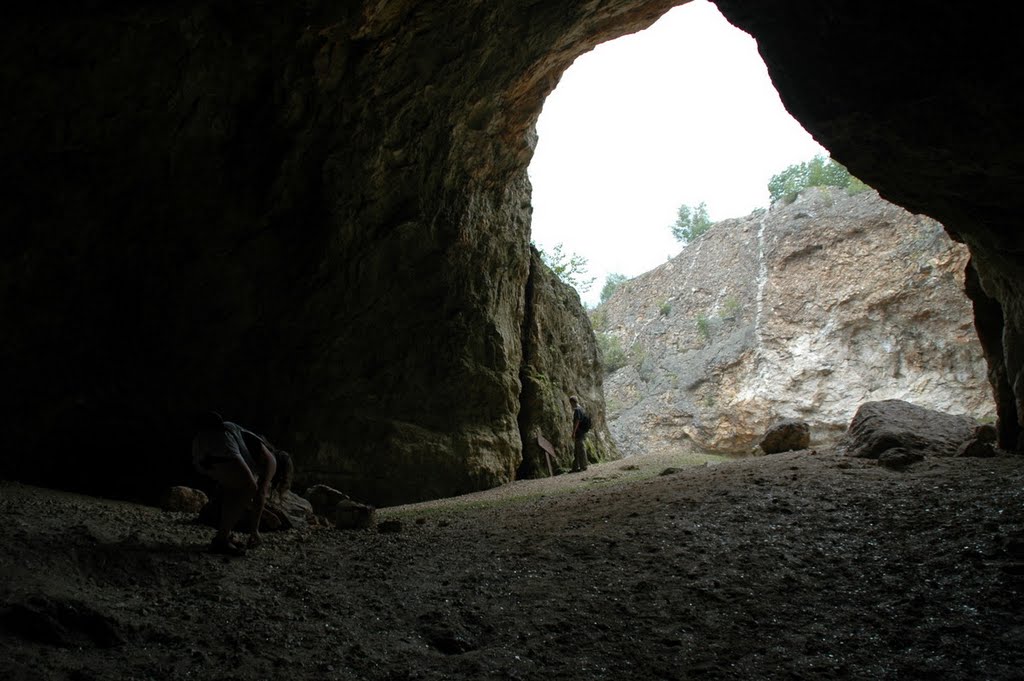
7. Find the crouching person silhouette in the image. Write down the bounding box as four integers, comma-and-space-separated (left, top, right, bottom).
191, 411, 292, 555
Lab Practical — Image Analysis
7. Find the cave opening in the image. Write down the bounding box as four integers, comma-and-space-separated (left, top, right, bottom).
528, 0, 825, 309
527, 0, 995, 461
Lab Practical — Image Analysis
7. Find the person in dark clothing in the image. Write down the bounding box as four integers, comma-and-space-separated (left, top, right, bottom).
191, 411, 293, 555
569, 395, 590, 473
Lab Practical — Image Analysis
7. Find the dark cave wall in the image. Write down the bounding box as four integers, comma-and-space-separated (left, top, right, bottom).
2, 0, 1021, 504
0, 1, 677, 505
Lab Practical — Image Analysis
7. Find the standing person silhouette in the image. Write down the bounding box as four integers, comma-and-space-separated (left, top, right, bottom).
569, 396, 591, 473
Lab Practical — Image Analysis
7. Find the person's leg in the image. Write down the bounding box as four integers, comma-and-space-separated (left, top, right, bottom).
574, 437, 587, 472
204, 458, 258, 547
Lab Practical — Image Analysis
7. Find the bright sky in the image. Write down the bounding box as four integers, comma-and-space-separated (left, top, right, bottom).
527, 0, 827, 307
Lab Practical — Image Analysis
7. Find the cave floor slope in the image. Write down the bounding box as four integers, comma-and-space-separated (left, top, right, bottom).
2, 449, 1023, 680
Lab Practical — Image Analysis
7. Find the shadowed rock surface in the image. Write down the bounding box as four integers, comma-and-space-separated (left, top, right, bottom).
1, 0, 644, 506
519, 247, 619, 477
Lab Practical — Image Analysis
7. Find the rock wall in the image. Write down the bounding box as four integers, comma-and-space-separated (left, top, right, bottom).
519, 248, 619, 477
2, 0, 1024, 503
0, 1, 671, 505
600, 189, 994, 456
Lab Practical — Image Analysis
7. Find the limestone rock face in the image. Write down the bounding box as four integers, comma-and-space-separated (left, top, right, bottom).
3, 1, 1024, 504
601, 189, 994, 455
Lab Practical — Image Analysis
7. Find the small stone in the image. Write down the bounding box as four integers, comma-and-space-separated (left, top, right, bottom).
304, 484, 350, 517
974, 423, 998, 444
160, 486, 208, 513
877, 447, 924, 469
334, 500, 375, 530
955, 438, 996, 458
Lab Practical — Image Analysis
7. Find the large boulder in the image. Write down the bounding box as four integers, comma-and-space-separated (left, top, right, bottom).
838, 400, 977, 460
304, 484, 351, 517
759, 419, 811, 455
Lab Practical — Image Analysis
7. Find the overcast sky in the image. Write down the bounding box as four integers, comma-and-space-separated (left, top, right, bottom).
527, 0, 827, 307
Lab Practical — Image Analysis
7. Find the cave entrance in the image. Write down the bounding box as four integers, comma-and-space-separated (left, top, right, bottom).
527, 0, 995, 461
528, 0, 825, 309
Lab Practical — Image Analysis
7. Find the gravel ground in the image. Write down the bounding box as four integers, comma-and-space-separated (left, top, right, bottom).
2, 448, 1023, 680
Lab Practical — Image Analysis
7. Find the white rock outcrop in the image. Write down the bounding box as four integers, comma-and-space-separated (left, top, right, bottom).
598, 188, 994, 456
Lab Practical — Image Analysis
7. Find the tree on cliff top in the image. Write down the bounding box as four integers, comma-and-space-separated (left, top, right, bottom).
768, 154, 870, 204
670, 202, 713, 245
600, 273, 629, 304
535, 242, 595, 294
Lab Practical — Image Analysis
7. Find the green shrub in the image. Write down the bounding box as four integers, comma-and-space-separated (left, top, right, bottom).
631, 344, 647, 370
534, 242, 595, 293
670, 202, 713, 244
600, 273, 629, 303
846, 176, 871, 195
597, 332, 627, 374
696, 313, 711, 341
722, 297, 742, 320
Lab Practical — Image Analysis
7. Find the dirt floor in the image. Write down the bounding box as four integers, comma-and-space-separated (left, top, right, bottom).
2, 448, 1023, 681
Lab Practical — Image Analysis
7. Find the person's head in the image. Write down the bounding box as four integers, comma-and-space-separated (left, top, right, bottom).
270, 449, 294, 499
569, 396, 579, 407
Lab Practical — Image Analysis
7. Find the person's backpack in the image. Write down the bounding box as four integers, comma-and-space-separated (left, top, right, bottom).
579, 411, 592, 434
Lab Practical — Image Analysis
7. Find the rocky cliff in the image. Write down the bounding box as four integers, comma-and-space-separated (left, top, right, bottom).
600, 188, 994, 456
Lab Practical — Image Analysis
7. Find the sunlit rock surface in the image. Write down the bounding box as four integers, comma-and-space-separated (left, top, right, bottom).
712, 0, 1024, 452
600, 189, 994, 455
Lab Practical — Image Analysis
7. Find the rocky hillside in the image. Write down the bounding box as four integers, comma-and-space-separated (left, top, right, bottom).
597, 188, 994, 456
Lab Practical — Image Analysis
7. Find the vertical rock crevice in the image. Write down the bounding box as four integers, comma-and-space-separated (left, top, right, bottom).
964, 258, 1018, 449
